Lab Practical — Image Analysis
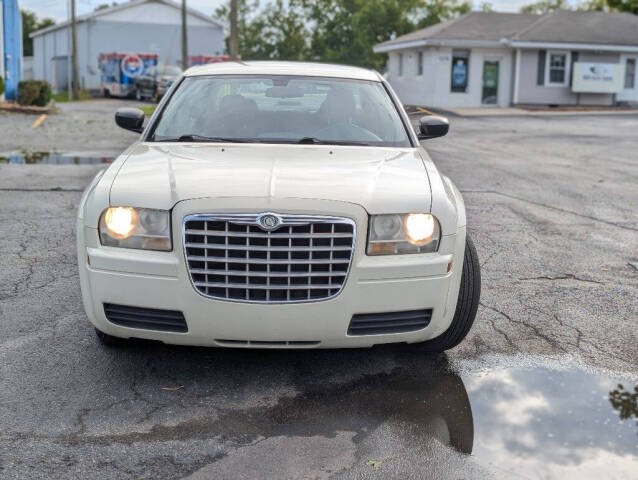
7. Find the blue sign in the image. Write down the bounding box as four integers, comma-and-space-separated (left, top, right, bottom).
452, 63, 467, 88
121, 55, 146, 79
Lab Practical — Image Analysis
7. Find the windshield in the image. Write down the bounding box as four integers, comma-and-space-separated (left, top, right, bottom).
149, 75, 411, 147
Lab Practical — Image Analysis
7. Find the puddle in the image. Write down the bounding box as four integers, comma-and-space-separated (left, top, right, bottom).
457, 361, 638, 478
98, 346, 637, 479
0, 151, 114, 165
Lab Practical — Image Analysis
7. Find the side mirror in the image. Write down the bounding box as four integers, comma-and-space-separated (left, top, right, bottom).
115, 107, 145, 133
418, 115, 449, 140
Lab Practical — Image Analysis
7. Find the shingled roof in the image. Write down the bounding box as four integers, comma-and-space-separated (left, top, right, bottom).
374, 10, 638, 52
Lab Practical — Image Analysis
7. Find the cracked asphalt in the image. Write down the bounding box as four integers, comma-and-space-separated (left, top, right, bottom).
0, 102, 637, 478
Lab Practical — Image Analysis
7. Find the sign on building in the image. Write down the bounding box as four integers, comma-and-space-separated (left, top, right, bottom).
572, 62, 623, 93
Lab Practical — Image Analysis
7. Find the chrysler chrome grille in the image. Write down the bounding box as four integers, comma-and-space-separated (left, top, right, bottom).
183, 213, 356, 303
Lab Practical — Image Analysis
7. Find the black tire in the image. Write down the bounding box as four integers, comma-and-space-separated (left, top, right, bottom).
410, 234, 481, 352
95, 328, 129, 347
103, 89, 111, 98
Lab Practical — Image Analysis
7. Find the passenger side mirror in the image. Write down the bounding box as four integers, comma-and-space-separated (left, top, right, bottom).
418, 115, 449, 140
115, 107, 145, 133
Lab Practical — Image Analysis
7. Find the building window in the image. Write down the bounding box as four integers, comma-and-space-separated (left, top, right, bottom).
398, 53, 403, 77
547, 52, 568, 86
625, 58, 636, 89
417, 51, 423, 76
451, 50, 470, 92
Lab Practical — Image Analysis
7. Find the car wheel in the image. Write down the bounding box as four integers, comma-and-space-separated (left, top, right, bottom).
103, 89, 110, 98
95, 328, 129, 347
410, 234, 481, 352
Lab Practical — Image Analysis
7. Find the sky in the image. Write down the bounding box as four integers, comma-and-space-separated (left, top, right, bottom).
20, 0, 578, 22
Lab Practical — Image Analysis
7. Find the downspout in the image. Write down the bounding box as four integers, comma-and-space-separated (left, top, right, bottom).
513, 48, 521, 106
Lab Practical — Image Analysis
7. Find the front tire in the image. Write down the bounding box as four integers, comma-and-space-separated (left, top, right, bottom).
411, 234, 481, 352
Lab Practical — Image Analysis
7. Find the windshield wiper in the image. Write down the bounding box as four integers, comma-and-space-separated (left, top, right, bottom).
159, 134, 249, 143
296, 137, 372, 146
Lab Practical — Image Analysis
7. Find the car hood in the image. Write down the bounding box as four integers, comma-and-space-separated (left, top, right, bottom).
109, 143, 431, 214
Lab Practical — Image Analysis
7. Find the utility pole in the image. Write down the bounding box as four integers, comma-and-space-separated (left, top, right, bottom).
70, 0, 79, 100
67, 0, 72, 100
229, 0, 239, 61
181, 0, 188, 70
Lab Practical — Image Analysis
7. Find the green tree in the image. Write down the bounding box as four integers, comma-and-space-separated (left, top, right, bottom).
415, 0, 471, 29
260, 0, 309, 60
215, 0, 272, 59
479, 1, 494, 11
94, 3, 118, 11
214, 0, 473, 68
21, 10, 55, 57
606, 0, 638, 13
305, 0, 424, 70
520, 0, 571, 13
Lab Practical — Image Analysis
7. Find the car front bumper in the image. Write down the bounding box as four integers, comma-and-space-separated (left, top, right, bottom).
78, 198, 465, 348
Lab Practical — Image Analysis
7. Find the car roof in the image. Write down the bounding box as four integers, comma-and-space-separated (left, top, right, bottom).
183, 61, 383, 82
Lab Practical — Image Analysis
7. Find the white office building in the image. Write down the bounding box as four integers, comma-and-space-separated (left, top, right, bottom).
374, 11, 638, 108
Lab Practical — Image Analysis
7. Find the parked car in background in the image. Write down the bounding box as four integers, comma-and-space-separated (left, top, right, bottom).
78, 61, 480, 352
134, 64, 183, 101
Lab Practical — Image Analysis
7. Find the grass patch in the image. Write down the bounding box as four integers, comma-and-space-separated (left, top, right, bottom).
52, 89, 93, 103
139, 105, 158, 116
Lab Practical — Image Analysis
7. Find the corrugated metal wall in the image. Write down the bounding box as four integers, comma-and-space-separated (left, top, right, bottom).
33, 18, 223, 92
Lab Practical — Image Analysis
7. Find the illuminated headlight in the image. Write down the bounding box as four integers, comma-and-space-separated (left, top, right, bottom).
367, 214, 440, 255
99, 207, 171, 251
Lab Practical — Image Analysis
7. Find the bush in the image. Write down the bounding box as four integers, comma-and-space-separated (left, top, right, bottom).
17, 80, 52, 106
0, 76, 4, 97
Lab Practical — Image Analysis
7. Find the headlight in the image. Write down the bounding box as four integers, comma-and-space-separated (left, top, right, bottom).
367, 213, 440, 255
99, 207, 171, 251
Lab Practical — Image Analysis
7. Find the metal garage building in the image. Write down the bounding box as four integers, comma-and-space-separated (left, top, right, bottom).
30, 0, 224, 93
374, 11, 638, 108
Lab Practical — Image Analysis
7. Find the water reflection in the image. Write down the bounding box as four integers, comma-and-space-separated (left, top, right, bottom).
462, 364, 638, 478
609, 383, 638, 427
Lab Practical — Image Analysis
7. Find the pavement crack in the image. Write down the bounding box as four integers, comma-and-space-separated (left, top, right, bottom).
518, 274, 604, 286
460, 190, 638, 232
480, 301, 566, 352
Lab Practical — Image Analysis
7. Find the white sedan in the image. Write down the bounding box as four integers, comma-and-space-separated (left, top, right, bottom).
77, 61, 480, 351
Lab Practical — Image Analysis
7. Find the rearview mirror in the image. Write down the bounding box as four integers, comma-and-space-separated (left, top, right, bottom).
418, 115, 449, 140
115, 108, 145, 133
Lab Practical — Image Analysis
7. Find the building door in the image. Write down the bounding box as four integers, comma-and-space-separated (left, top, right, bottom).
618, 55, 638, 103
482, 61, 499, 105
53, 57, 69, 94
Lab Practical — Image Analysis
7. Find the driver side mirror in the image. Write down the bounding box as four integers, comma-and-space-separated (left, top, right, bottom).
418, 115, 449, 140
115, 107, 145, 133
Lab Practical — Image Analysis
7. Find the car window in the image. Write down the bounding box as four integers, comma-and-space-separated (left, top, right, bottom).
149, 75, 411, 147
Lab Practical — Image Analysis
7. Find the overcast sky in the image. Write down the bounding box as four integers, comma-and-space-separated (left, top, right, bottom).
20, 0, 577, 22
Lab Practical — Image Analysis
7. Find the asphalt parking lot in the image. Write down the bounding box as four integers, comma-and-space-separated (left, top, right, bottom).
1, 101, 637, 479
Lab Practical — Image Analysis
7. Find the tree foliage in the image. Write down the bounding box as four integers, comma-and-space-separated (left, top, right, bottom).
606, 0, 638, 13
521, 0, 638, 14
213, 0, 471, 69
21, 10, 55, 57
520, 0, 571, 13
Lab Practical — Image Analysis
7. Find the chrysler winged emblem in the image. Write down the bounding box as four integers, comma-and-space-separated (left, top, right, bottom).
257, 213, 282, 232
